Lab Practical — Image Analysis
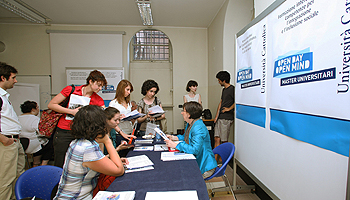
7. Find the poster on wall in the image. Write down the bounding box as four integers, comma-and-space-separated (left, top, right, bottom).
268, 0, 350, 156
235, 18, 268, 128
66, 68, 124, 106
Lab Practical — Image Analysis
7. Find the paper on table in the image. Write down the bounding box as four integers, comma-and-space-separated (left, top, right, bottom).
145, 190, 198, 200
66, 94, 91, 120
125, 166, 154, 173
93, 191, 136, 200
133, 146, 153, 151
134, 139, 153, 144
154, 144, 167, 151
161, 152, 196, 161
126, 155, 154, 169
122, 110, 145, 121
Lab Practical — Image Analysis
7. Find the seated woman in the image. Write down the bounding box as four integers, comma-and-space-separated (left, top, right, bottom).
54, 105, 127, 200
104, 107, 133, 156
165, 101, 217, 179
18, 101, 53, 167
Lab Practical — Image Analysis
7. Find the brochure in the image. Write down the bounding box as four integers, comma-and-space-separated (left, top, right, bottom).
66, 94, 90, 120
145, 190, 198, 200
93, 191, 135, 200
121, 110, 145, 121
148, 105, 165, 118
133, 146, 153, 151
161, 152, 196, 161
154, 144, 168, 151
154, 127, 168, 140
125, 155, 154, 169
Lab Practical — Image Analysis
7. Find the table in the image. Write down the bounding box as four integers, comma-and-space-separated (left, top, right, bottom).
107, 145, 209, 200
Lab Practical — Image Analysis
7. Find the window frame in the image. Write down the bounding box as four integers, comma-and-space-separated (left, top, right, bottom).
131, 29, 171, 62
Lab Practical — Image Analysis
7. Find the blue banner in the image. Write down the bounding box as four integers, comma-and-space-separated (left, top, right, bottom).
236, 104, 266, 128
270, 109, 350, 156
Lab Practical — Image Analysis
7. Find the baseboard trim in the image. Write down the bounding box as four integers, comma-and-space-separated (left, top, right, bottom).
235, 160, 280, 200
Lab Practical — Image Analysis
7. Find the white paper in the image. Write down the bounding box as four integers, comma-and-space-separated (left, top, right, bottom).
125, 155, 154, 169
66, 94, 90, 120
161, 152, 196, 161
148, 105, 165, 118
154, 144, 167, 151
93, 191, 135, 200
145, 190, 198, 200
125, 166, 154, 173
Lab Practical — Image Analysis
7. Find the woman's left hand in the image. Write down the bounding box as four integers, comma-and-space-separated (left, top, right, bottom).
165, 139, 177, 149
125, 134, 137, 139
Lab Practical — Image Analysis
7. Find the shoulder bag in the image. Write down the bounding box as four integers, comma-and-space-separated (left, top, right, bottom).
38, 85, 75, 137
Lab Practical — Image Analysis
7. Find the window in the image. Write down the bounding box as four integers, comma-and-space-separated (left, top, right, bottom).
132, 29, 170, 61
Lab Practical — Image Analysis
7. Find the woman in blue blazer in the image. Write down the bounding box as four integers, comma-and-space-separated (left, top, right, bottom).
166, 101, 217, 178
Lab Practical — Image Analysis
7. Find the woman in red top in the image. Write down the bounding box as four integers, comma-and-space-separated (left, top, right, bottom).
48, 70, 107, 168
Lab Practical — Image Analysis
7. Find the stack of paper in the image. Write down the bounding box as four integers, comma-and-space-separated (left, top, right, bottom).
145, 190, 198, 200
133, 146, 153, 151
160, 152, 196, 161
125, 155, 154, 173
122, 110, 145, 121
134, 139, 153, 144
93, 191, 136, 200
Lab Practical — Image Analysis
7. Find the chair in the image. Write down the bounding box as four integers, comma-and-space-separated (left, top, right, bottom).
15, 165, 63, 200
19, 137, 32, 169
204, 142, 237, 200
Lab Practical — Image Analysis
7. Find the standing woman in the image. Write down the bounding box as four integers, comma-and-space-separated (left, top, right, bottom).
183, 80, 202, 105
137, 79, 165, 136
109, 80, 136, 140
48, 70, 107, 168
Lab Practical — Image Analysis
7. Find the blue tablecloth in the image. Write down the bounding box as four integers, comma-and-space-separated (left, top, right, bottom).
107, 149, 209, 200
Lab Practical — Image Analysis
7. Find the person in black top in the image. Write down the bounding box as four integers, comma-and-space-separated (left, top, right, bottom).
214, 71, 235, 153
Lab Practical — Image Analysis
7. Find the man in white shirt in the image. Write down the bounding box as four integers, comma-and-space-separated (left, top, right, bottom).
0, 62, 24, 200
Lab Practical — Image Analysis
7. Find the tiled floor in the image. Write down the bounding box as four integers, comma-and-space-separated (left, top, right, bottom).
206, 166, 260, 200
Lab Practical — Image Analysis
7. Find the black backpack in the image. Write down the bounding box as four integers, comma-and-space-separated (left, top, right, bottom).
202, 109, 212, 119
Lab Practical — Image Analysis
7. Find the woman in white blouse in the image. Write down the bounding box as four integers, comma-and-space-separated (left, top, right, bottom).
184, 80, 202, 105
19, 101, 53, 167
109, 80, 136, 140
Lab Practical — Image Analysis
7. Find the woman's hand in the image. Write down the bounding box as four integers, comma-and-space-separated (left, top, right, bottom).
116, 141, 133, 151
121, 157, 129, 165
165, 139, 178, 149
124, 134, 137, 140
120, 114, 126, 119
95, 134, 111, 145
167, 135, 179, 141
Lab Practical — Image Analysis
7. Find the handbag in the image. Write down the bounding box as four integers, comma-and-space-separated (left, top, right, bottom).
38, 85, 75, 137
159, 118, 167, 133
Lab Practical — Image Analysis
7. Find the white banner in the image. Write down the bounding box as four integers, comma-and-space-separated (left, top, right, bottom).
268, 0, 349, 120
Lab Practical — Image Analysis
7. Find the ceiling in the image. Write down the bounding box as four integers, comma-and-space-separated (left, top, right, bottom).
0, 0, 227, 28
